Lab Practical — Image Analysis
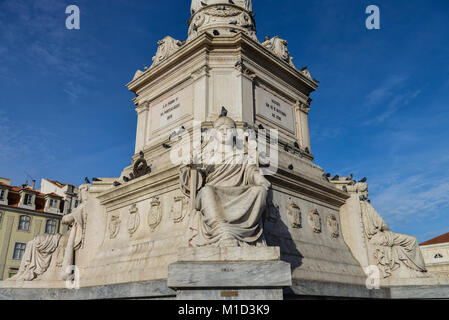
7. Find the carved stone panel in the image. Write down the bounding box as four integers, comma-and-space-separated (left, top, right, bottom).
128, 204, 140, 236
326, 214, 340, 239
147, 197, 162, 231
308, 209, 321, 233
287, 202, 302, 229
170, 196, 189, 223
109, 214, 121, 239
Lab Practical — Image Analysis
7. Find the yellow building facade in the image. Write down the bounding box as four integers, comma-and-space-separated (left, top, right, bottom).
0, 178, 63, 280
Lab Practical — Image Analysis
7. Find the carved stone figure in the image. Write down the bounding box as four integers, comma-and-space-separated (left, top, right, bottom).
188, 1, 257, 41
308, 209, 321, 233
331, 177, 428, 279
326, 214, 339, 239
180, 111, 271, 247
287, 202, 302, 228
10, 185, 89, 281
109, 215, 121, 239
147, 197, 162, 231
151, 36, 183, 69
128, 204, 140, 235
262, 36, 295, 67
360, 199, 427, 278
191, 0, 252, 13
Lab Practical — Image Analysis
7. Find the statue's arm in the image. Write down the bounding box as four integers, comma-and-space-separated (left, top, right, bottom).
249, 166, 271, 190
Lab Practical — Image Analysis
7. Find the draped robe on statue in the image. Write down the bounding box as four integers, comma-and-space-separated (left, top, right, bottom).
10, 190, 86, 281
181, 154, 268, 247
360, 201, 426, 277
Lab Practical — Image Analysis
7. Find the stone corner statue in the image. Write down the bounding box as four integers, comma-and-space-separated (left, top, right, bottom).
8, 185, 88, 282
334, 177, 427, 279
179, 109, 271, 248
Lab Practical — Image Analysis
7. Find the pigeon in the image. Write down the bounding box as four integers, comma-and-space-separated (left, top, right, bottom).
220, 107, 228, 117
284, 144, 290, 152
92, 178, 102, 182
300, 66, 308, 72
229, 21, 238, 25
331, 175, 340, 181
322, 173, 330, 182
213, 30, 220, 36
162, 143, 171, 149
264, 35, 270, 41
346, 174, 354, 181
235, 58, 244, 68
305, 147, 310, 154
193, 24, 198, 32
342, 186, 348, 192
288, 164, 294, 170
84, 177, 91, 184
258, 124, 265, 130
123, 176, 130, 183
360, 177, 368, 183
313, 78, 320, 84
113, 181, 121, 187
139, 151, 145, 158
229, 0, 235, 4
230, 28, 237, 33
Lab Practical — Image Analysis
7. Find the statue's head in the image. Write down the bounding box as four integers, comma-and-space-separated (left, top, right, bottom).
213, 108, 237, 146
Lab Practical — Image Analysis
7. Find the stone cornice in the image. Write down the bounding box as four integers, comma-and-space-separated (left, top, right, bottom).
126, 32, 318, 96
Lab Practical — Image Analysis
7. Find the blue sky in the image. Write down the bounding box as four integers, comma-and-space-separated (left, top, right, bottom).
0, 0, 448, 242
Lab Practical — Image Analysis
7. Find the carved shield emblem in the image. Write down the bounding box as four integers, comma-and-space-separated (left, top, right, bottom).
147, 197, 162, 231
287, 202, 302, 228
109, 214, 121, 239
327, 215, 340, 239
308, 209, 321, 233
128, 204, 140, 236
170, 196, 189, 223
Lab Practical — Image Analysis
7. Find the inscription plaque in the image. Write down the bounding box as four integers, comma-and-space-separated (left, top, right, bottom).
255, 87, 296, 134
149, 86, 192, 134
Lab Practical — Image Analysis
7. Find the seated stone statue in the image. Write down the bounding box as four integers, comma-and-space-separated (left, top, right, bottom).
350, 181, 427, 278
180, 111, 271, 247
9, 185, 88, 282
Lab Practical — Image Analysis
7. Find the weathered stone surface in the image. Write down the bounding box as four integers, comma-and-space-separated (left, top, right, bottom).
168, 261, 292, 288
0, 280, 175, 300
177, 247, 280, 262
177, 288, 283, 300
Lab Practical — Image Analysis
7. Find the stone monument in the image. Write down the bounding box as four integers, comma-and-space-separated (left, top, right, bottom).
1, 0, 448, 300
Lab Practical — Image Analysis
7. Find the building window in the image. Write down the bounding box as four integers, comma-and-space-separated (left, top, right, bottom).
435, 253, 443, 259
13, 242, 26, 260
0, 189, 5, 201
24, 194, 33, 206
49, 199, 57, 208
18, 215, 31, 231
45, 220, 57, 234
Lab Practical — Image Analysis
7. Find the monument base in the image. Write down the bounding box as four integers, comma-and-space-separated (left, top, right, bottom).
168, 247, 292, 300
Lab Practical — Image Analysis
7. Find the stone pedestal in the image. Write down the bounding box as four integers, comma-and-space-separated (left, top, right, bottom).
168, 247, 292, 300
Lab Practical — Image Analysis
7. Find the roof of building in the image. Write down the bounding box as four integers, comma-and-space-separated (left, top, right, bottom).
421, 232, 449, 246
0, 180, 64, 215
45, 179, 65, 188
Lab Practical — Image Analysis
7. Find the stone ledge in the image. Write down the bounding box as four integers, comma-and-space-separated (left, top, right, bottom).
289, 279, 390, 299
177, 247, 281, 262
390, 285, 449, 299
168, 261, 292, 289
0, 280, 176, 300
